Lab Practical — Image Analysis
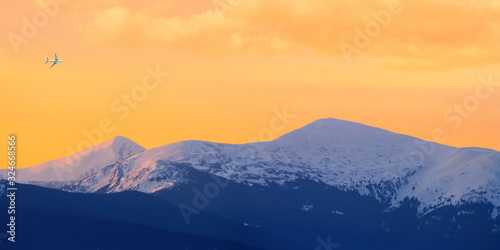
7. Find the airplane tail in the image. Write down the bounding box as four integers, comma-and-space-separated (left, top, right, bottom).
45, 58, 48, 64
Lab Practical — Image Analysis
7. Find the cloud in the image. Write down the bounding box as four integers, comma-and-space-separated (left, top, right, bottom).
83, 4, 295, 56
81, 0, 500, 69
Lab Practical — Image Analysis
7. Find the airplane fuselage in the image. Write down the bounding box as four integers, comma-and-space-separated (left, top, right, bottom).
46, 53, 63, 68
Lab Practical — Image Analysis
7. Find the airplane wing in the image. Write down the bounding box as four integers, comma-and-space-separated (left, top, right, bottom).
50, 61, 57, 69
55, 53, 58, 61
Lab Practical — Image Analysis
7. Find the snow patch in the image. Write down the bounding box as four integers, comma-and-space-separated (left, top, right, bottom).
332, 210, 344, 215
302, 204, 314, 211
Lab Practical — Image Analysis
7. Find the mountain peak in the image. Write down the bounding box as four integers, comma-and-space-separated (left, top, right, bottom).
273, 118, 410, 146
300, 117, 371, 131
12, 136, 146, 183
110, 135, 135, 145
92, 136, 145, 159
107, 136, 146, 161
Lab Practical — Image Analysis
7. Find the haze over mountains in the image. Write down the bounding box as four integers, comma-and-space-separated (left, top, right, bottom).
2, 118, 500, 249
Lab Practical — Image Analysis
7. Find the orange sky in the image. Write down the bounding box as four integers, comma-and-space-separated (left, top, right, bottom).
1, 0, 499, 168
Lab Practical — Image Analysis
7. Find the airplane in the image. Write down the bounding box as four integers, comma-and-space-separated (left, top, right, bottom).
45, 53, 63, 69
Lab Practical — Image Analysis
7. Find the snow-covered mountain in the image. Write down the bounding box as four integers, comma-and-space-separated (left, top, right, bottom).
6, 118, 500, 218
64, 118, 500, 218
0, 136, 145, 185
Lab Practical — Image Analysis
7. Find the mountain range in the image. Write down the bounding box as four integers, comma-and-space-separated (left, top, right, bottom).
1, 118, 499, 249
